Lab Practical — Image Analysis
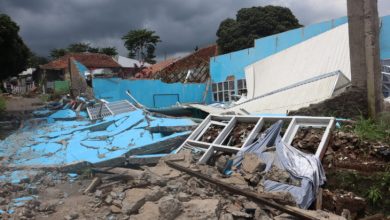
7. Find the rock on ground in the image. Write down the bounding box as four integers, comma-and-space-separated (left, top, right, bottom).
121, 188, 151, 214
177, 199, 221, 220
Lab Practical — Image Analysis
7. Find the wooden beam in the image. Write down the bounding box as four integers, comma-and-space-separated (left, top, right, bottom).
166, 161, 320, 220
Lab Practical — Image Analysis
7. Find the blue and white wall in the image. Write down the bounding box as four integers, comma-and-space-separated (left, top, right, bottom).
210, 17, 348, 83
380, 15, 390, 60
93, 78, 211, 108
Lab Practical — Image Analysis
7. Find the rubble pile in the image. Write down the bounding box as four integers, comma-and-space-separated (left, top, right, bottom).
222, 122, 256, 147
0, 151, 346, 220
322, 190, 366, 219
200, 124, 225, 143
291, 127, 324, 154
322, 129, 390, 171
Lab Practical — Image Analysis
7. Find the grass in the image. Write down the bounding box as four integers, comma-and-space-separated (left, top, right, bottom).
353, 115, 390, 142
326, 170, 390, 214
367, 186, 382, 206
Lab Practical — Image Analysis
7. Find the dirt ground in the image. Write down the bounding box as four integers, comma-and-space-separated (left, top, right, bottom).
1, 95, 44, 112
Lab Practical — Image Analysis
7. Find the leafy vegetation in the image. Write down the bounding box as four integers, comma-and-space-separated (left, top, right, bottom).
354, 116, 390, 142
0, 14, 30, 80
367, 186, 382, 206
327, 170, 390, 214
122, 29, 161, 64
216, 6, 302, 54
50, 42, 118, 59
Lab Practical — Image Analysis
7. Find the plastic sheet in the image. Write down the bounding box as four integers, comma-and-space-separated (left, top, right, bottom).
232, 120, 326, 209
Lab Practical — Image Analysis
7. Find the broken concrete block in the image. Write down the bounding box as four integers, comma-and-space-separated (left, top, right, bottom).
64, 212, 79, 220
230, 210, 252, 218
130, 201, 160, 220
158, 196, 182, 220
219, 173, 248, 188
145, 186, 164, 202
219, 213, 234, 220
177, 199, 220, 220
110, 205, 121, 214
105, 195, 113, 205
215, 155, 230, 173
177, 192, 191, 202
241, 153, 266, 174
121, 188, 151, 214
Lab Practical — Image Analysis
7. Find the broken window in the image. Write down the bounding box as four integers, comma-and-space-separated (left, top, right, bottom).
212, 80, 235, 102
237, 79, 247, 96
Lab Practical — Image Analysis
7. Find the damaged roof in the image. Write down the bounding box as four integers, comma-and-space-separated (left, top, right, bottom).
41, 53, 121, 70
135, 57, 179, 78
135, 45, 218, 83
153, 44, 218, 83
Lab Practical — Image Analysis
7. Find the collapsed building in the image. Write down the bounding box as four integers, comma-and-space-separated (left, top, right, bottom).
0, 12, 389, 220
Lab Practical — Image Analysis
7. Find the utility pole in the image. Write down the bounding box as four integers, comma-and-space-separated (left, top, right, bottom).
347, 0, 383, 118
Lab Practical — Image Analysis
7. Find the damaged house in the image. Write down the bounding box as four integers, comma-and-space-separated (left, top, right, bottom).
93, 45, 218, 110
38, 53, 121, 94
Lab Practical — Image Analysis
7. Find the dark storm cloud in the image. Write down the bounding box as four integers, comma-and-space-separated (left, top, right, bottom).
1, 0, 390, 59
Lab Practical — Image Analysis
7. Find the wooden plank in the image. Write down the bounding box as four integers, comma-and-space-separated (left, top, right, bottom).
315, 188, 323, 210
166, 161, 320, 220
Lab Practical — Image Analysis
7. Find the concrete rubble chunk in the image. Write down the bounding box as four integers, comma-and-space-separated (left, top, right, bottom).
177, 192, 191, 202
64, 212, 79, 220
121, 188, 151, 214
158, 196, 182, 220
241, 153, 266, 174
219, 173, 248, 188
144, 186, 164, 202
110, 205, 121, 214
177, 199, 221, 220
130, 201, 160, 220
219, 213, 234, 220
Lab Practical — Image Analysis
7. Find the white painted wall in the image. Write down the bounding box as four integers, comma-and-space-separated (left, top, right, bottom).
245, 24, 351, 99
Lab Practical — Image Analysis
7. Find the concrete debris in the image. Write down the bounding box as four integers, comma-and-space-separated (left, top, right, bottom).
291, 127, 324, 154
0, 101, 385, 220
158, 196, 182, 220
223, 122, 256, 147
200, 124, 224, 143
177, 199, 220, 219
322, 189, 366, 219
121, 188, 151, 214
241, 153, 266, 174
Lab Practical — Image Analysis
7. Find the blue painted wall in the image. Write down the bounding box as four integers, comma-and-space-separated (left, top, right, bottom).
380, 15, 390, 59
210, 17, 348, 83
93, 78, 212, 108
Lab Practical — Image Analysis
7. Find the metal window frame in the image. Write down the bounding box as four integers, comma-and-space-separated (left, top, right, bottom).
212, 80, 236, 102
177, 115, 335, 164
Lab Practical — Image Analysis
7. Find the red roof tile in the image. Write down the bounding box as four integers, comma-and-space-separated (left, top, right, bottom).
134, 44, 218, 80
41, 53, 120, 70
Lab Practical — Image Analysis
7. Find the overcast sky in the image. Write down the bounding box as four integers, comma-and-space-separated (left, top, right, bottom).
1, 0, 390, 60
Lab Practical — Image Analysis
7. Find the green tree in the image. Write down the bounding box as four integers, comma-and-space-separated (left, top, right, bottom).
99, 47, 118, 56
87, 47, 100, 53
67, 42, 90, 53
28, 52, 48, 67
50, 43, 118, 59
122, 29, 161, 64
0, 14, 30, 80
50, 48, 67, 59
216, 6, 302, 54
